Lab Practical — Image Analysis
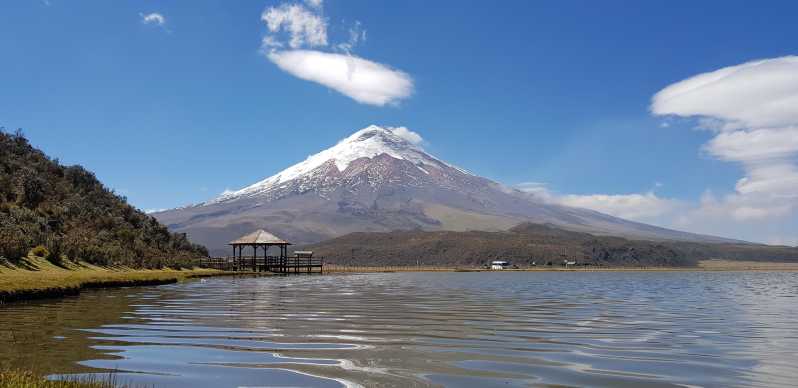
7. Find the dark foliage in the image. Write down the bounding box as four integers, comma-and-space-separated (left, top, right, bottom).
304, 222, 798, 267
0, 128, 207, 267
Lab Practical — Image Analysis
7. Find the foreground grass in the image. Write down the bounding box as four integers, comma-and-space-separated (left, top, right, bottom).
0, 256, 241, 304
0, 370, 126, 388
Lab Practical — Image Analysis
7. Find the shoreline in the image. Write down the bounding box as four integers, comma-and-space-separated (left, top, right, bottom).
323, 260, 798, 273
0, 257, 259, 304
4, 258, 797, 304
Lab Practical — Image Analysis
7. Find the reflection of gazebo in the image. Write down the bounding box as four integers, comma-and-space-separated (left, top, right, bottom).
229, 229, 291, 272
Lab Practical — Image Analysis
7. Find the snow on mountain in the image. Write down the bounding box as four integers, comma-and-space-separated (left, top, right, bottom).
210, 125, 470, 203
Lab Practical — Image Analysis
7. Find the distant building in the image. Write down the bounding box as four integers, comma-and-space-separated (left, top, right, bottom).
490, 260, 510, 270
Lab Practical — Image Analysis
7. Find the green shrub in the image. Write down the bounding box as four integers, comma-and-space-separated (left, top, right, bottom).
29, 245, 50, 258
0, 130, 208, 268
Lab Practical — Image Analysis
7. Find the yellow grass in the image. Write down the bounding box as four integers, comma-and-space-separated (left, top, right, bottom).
0, 256, 243, 303
698, 259, 798, 271
0, 369, 123, 388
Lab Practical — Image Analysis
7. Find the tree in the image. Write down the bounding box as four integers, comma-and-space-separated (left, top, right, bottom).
0, 129, 208, 266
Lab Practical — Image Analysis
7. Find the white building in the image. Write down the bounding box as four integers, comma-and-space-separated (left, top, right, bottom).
490, 260, 509, 270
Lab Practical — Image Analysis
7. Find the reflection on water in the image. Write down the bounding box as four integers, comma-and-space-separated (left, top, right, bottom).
1, 272, 798, 387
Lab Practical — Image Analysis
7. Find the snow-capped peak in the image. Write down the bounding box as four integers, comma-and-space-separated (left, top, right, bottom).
210, 125, 468, 203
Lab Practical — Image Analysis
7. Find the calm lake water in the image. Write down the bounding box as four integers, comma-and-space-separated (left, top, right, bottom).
1, 272, 798, 387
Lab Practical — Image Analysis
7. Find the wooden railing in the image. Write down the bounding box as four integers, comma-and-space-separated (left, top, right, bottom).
199, 256, 324, 273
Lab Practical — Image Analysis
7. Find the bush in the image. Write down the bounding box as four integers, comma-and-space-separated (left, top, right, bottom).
0, 229, 30, 261
0, 130, 208, 268
29, 245, 50, 258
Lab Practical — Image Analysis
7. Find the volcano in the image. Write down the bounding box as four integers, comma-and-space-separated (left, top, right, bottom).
154, 125, 729, 255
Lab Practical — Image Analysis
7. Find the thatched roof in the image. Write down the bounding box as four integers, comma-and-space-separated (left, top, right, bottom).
229, 229, 291, 245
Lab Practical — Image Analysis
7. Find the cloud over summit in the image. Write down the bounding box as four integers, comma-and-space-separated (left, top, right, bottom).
267, 50, 412, 106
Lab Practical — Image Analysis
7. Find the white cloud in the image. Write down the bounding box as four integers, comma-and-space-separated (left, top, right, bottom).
734, 163, 798, 198
304, 0, 323, 9
390, 126, 423, 145
145, 208, 166, 214
140, 12, 166, 26
260, 1, 412, 106
261, 36, 284, 49
261, 3, 327, 49
512, 57, 798, 244
267, 50, 413, 106
516, 182, 555, 201
337, 21, 366, 53
517, 181, 796, 244
651, 56, 798, 228
517, 183, 680, 222
676, 190, 792, 223
767, 236, 798, 247
652, 56, 798, 131
704, 127, 798, 163
557, 192, 681, 220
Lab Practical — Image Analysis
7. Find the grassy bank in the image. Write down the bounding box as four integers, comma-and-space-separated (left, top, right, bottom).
0, 370, 133, 388
697, 259, 798, 271
0, 256, 247, 304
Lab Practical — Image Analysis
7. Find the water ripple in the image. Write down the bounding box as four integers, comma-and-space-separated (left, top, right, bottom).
1, 272, 798, 387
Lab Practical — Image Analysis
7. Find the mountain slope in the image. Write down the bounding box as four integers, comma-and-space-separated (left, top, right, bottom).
155, 125, 733, 255
0, 129, 208, 266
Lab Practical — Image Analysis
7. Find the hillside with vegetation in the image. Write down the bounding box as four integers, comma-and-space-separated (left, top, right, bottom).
304, 222, 798, 267
0, 129, 207, 268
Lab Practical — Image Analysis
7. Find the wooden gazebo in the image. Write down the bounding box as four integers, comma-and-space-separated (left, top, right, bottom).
229, 229, 291, 272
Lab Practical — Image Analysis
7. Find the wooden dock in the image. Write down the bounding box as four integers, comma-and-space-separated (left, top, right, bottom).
200, 256, 324, 274
205, 229, 324, 274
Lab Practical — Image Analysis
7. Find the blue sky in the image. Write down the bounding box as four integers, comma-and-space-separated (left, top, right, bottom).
2, 1, 797, 244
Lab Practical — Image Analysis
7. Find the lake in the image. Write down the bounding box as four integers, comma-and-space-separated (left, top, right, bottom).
1, 272, 797, 387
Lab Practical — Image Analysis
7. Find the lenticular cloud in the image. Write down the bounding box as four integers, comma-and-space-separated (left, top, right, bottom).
651, 56, 798, 223
651, 56, 798, 131
267, 50, 413, 106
